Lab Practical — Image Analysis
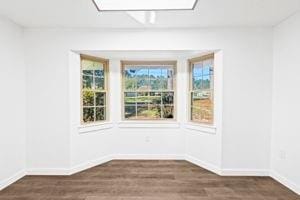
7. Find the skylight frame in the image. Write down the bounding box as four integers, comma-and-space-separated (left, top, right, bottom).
92, 0, 199, 12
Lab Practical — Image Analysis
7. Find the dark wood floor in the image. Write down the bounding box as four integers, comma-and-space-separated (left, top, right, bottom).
0, 160, 299, 200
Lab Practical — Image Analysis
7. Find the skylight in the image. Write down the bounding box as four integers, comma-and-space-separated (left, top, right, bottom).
93, 0, 198, 11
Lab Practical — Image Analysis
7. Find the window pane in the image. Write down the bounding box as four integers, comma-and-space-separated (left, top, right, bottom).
137, 105, 148, 119
192, 91, 212, 107
199, 107, 213, 123
193, 63, 203, 77
202, 75, 211, 89
125, 77, 136, 90
136, 68, 148, 78
137, 78, 149, 90
149, 92, 161, 104
81, 57, 107, 124
162, 106, 174, 119
125, 68, 136, 77
192, 92, 200, 107
193, 76, 202, 90
203, 59, 213, 75
95, 92, 105, 106
162, 92, 174, 105
161, 68, 174, 90
82, 59, 104, 71
161, 78, 167, 90
83, 70, 93, 76
124, 92, 137, 105
191, 107, 201, 121
96, 107, 105, 121
150, 79, 161, 90
95, 77, 104, 90
82, 75, 93, 89
125, 105, 136, 119
190, 57, 214, 124
203, 66, 210, 75
95, 70, 104, 77
161, 68, 168, 78
136, 68, 149, 90
83, 107, 95, 122
149, 68, 161, 78
136, 92, 149, 104
148, 105, 161, 119
149, 68, 161, 90
125, 69, 136, 90
83, 91, 94, 106
191, 91, 213, 123
123, 64, 175, 120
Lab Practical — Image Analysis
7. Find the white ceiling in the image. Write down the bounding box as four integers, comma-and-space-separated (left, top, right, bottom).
0, 0, 299, 28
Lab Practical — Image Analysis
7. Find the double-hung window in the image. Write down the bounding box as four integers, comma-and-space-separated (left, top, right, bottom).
122, 61, 176, 120
189, 54, 214, 124
81, 55, 108, 124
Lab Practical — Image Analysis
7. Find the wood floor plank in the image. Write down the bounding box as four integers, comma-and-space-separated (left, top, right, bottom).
0, 160, 299, 200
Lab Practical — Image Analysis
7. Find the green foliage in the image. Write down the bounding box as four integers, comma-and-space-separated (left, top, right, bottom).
82, 91, 106, 122
96, 107, 105, 121
83, 90, 94, 106
83, 107, 94, 122
123, 67, 174, 120
125, 78, 136, 90
139, 107, 161, 119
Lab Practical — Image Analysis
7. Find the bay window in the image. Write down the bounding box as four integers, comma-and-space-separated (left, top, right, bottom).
189, 54, 214, 124
81, 55, 108, 124
122, 61, 176, 120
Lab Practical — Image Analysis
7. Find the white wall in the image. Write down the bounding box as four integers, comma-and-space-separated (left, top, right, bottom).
221, 31, 273, 172
24, 28, 273, 173
0, 17, 26, 189
271, 12, 300, 194
25, 36, 71, 171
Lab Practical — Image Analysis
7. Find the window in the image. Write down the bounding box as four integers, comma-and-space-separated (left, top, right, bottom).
81, 55, 108, 124
93, 0, 198, 11
122, 61, 176, 120
189, 54, 214, 124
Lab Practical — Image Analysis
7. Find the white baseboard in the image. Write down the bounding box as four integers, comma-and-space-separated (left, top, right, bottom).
69, 154, 184, 174
0, 170, 26, 191
27, 168, 70, 176
185, 155, 222, 175
220, 169, 269, 176
112, 154, 185, 160
70, 155, 113, 175
270, 170, 300, 195
26, 154, 185, 177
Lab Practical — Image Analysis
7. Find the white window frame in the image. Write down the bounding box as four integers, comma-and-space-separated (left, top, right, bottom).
80, 54, 109, 125
121, 60, 177, 121
188, 54, 215, 125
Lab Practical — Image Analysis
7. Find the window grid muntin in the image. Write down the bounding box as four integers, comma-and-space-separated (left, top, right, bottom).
81, 56, 108, 124
190, 56, 214, 124
123, 64, 176, 120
